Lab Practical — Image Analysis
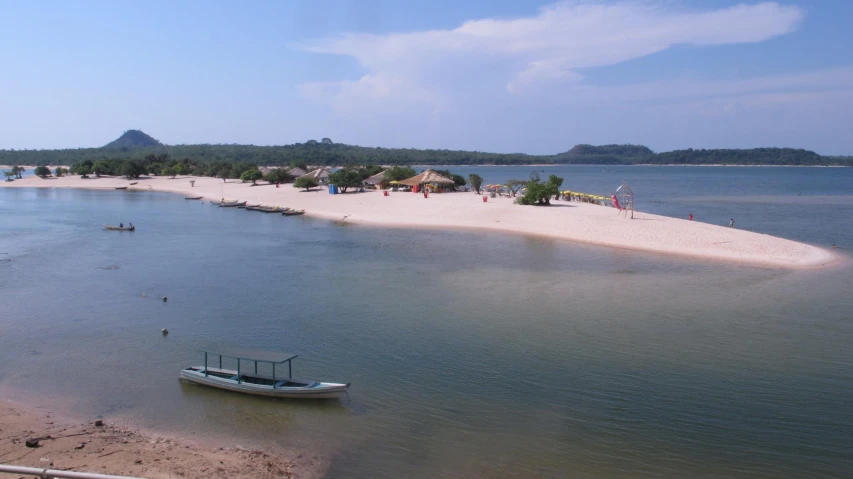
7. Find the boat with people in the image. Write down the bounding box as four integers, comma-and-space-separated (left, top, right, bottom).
180, 346, 350, 399
282, 209, 305, 216
103, 224, 135, 231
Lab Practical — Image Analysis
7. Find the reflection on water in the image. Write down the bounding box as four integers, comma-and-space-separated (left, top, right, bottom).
1, 171, 853, 478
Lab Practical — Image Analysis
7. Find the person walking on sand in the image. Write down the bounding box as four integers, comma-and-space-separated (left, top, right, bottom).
729, 218, 735, 228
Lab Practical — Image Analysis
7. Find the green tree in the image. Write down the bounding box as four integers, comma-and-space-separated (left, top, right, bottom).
217, 169, 231, 183
293, 177, 318, 191
328, 168, 363, 193
92, 161, 110, 177
361, 164, 384, 178
34, 165, 51, 178
505, 179, 527, 197
468, 173, 483, 194
10, 166, 24, 178
384, 166, 417, 181
120, 160, 145, 179
54, 167, 67, 177
161, 167, 177, 178
240, 169, 263, 185
174, 163, 190, 176
76, 164, 92, 177
264, 168, 292, 184
517, 173, 562, 206
4, 170, 14, 180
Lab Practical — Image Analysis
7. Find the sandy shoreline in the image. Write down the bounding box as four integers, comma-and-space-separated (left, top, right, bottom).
0, 398, 325, 479
1, 175, 840, 269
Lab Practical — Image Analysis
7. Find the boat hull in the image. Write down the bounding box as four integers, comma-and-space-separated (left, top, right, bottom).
180, 367, 349, 399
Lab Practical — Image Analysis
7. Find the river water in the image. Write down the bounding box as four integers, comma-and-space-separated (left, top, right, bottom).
1, 166, 852, 478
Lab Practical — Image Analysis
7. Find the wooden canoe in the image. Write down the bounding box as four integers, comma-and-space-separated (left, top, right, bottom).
185, 196, 203, 200
282, 209, 305, 216
115, 186, 128, 190
104, 224, 135, 231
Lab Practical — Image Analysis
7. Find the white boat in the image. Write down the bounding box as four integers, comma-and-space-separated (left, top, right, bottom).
180, 347, 350, 399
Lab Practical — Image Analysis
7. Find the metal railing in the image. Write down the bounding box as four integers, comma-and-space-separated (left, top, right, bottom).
0, 464, 145, 479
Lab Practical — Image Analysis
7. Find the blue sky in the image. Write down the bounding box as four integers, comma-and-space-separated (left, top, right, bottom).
1, 0, 852, 154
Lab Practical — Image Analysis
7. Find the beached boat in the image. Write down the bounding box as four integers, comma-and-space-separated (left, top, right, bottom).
180, 347, 350, 399
246, 205, 283, 213
219, 201, 247, 207
115, 186, 128, 190
103, 224, 135, 231
184, 196, 203, 200
237, 204, 259, 209
129, 182, 138, 185
282, 209, 305, 216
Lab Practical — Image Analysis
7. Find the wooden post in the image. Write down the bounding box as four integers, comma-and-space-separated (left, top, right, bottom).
254, 361, 258, 375
272, 363, 276, 389
288, 360, 292, 378
204, 352, 208, 377
237, 358, 241, 384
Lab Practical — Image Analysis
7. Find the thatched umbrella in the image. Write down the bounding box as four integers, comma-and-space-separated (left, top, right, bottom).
398, 169, 454, 186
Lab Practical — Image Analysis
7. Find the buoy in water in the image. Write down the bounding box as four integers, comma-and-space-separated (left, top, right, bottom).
162, 296, 168, 302
161, 328, 169, 335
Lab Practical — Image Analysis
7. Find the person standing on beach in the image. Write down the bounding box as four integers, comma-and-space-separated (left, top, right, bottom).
729, 218, 735, 228
688, 213, 693, 221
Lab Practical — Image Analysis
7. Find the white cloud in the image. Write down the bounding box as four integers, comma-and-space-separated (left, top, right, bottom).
295, 1, 803, 107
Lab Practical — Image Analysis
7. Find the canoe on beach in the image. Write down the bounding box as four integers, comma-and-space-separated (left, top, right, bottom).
180, 347, 350, 399
237, 204, 259, 209
219, 201, 247, 207
129, 182, 138, 185
282, 209, 305, 216
184, 196, 203, 200
103, 224, 135, 231
246, 205, 284, 213
115, 186, 128, 190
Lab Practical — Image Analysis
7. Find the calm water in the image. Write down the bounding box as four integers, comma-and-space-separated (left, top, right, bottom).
1, 166, 852, 478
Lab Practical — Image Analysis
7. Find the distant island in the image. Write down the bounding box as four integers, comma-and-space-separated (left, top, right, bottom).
1, 129, 851, 167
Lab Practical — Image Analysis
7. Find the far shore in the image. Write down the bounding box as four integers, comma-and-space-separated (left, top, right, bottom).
1, 174, 842, 269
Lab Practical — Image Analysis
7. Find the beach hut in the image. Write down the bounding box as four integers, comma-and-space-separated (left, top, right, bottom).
298, 167, 332, 185
287, 167, 307, 177
363, 170, 388, 188
398, 169, 455, 187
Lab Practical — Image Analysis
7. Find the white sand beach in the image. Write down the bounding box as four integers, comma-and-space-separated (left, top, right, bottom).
2, 175, 839, 268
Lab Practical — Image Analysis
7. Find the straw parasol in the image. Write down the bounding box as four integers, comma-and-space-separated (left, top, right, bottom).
398, 169, 455, 186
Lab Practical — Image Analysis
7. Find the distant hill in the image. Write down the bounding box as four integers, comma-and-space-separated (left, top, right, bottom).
103, 130, 163, 150
0, 131, 850, 167
554, 144, 654, 164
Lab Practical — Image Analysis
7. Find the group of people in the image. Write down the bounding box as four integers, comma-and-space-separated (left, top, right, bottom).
119, 222, 133, 229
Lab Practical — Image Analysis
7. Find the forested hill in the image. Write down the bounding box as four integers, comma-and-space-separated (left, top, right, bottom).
1, 133, 850, 166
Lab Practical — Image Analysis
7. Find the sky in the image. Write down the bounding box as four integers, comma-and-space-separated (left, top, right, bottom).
1, 0, 852, 155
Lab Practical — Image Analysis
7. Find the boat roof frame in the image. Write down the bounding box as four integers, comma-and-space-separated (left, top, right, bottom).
200, 347, 297, 364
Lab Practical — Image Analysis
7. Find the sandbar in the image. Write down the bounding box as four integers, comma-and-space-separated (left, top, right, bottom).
1, 175, 839, 269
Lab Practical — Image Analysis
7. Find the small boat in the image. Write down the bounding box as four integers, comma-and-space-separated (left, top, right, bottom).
180, 347, 350, 399
219, 201, 247, 207
115, 186, 128, 190
245, 205, 282, 213
130, 182, 138, 185
282, 209, 305, 216
237, 204, 259, 209
103, 224, 135, 231
184, 196, 203, 200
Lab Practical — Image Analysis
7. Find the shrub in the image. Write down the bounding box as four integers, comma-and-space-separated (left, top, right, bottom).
293, 177, 318, 191
34, 165, 51, 178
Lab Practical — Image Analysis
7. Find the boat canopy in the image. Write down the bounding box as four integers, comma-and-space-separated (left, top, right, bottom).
200, 347, 297, 364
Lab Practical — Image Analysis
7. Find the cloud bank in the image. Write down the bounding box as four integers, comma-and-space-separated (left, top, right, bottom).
296, 1, 803, 108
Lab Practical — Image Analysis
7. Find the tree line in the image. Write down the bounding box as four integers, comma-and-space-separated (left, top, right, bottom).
2, 140, 851, 167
